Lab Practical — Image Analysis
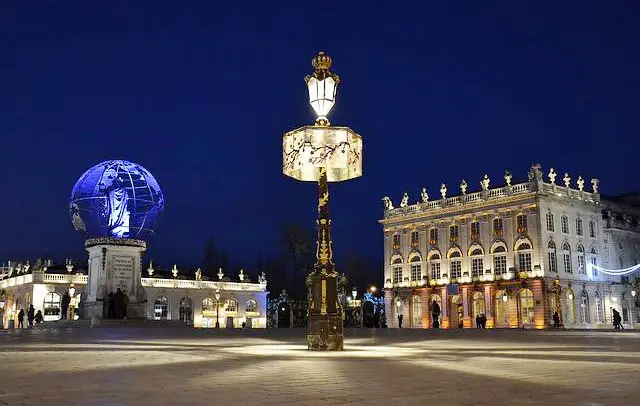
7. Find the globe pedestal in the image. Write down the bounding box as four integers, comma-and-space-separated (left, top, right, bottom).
82, 238, 147, 321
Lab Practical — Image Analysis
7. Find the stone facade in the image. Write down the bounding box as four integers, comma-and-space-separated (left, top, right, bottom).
380, 164, 640, 329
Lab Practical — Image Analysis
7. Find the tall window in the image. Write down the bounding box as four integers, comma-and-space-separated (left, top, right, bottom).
546, 212, 555, 232
449, 225, 459, 243
202, 297, 216, 312
580, 291, 589, 323
246, 299, 258, 312
576, 218, 583, 236
225, 299, 238, 313
472, 291, 485, 319
517, 242, 532, 272
493, 218, 504, 236
547, 240, 557, 273
43, 292, 62, 318
594, 291, 603, 323
470, 248, 483, 277
411, 231, 419, 248
493, 245, 507, 274
428, 252, 441, 279
520, 289, 535, 324
565, 291, 575, 324
577, 245, 586, 274
410, 259, 422, 282
562, 242, 572, 274
450, 260, 462, 279
561, 216, 569, 234
411, 296, 421, 327
470, 221, 480, 240
393, 266, 403, 284
589, 220, 596, 238
495, 290, 509, 325
517, 214, 527, 233
392, 234, 400, 250
590, 247, 598, 276
154, 296, 169, 320
429, 228, 438, 245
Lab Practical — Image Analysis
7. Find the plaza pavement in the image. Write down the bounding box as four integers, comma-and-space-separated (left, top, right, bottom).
0, 325, 639, 406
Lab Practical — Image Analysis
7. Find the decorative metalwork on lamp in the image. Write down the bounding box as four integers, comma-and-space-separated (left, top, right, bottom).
282, 52, 363, 351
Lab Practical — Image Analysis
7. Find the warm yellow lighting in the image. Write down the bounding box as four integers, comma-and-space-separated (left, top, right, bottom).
370, 286, 377, 293
632, 290, 637, 297
502, 293, 508, 303
69, 286, 76, 297
305, 52, 340, 124
568, 293, 573, 300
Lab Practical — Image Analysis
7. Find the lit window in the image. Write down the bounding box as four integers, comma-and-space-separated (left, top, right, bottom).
411, 231, 419, 248
470, 222, 480, 240
493, 255, 507, 275
393, 266, 403, 284
562, 242, 572, 274
392, 234, 400, 250
594, 291, 603, 323
450, 260, 462, 279
561, 216, 569, 234
590, 248, 598, 276
580, 291, 589, 323
225, 299, 238, 313
410, 263, 422, 281
493, 218, 504, 236
517, 241, 532, 271
520, 289, 535, 324
472, 258, 483, 277
517, 214, 527, 233
547, 240, 557, 273
429, 228, 438, 245
430, 262, 441, 279
449, 225, 459, 243
577, 245, 585, 274
246, 299, 258, 312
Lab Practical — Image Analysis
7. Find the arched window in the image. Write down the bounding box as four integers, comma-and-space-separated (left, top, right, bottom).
43, 292, 61, 319
491, 242, 508, 275
577, 244, 586, 274
409, 253, 422, 282
246, 299, 258, 313
565, 290, 575, 324
576, 218, 583, 236
179, 297, 192, 323
472, 291, 485, 319
202, 297, 216, 312
520, 289, 535, 324
580, 291, 589, 323
515, 239, 532, 272
561, 215, 569, 234
428, 251, 441, 279
589, 220, 596, 238
411, 295, 421, 327
448, 247, 462, 279
590, 246, 599, 276
154, 296, 169, 320
469, 245, 484, 278
594, 291, 603, 323
562, 242, 572, 274
495, 290, 509, 325
546, 212, 554, 232
225, 298, 238, 313
547, 240, 557, 273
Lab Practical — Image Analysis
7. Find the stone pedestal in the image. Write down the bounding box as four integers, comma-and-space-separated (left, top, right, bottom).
307, 272, 343, 351
82, 238, 147, 320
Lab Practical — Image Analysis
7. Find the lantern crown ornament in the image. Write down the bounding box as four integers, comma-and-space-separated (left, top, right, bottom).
305, 51, 341, 126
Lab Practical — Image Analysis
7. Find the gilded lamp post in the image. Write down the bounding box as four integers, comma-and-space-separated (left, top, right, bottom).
283, 52, 363, 350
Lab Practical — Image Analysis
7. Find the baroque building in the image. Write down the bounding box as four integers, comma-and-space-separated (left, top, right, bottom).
0, 259, 268, 329
380, 164, 640, 329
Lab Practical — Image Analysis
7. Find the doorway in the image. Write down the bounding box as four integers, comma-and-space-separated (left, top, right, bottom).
277, 302, 291, 328
450, 295, 463, 329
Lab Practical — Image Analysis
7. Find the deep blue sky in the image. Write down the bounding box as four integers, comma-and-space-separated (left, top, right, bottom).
0, 2, 638, 271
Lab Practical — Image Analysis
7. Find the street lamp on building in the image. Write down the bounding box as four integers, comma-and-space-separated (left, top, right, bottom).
352, 287, 357, 301
214, 289, 221, 329
370, 286, 377, 294
502, 292, 508, 303
283, 52, 363, 351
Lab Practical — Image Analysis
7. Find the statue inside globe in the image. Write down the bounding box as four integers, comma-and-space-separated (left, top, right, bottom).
98, 169, 130, 238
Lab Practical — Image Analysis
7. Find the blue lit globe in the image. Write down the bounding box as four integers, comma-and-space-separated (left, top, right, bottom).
69, 160, 164, 240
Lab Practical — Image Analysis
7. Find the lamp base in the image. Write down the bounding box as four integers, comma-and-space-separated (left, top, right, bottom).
307, 313, 344, 351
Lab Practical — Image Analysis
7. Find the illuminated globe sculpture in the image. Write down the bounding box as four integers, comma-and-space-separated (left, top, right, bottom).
70, 160, 164, 323
69, 160, 164, 241
283, 52, 363, 351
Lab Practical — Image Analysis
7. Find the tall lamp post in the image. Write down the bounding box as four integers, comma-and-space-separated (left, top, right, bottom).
215, 289, 221, 329
283, 52, 363, 351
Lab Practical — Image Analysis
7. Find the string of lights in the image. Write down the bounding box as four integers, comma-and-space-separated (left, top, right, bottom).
588, 263, 640, 276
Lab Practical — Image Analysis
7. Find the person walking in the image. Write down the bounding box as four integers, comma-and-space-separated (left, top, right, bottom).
17, 309, 25, 329
27, 305, 35, 328
476, 314, 481, 329
553, 311, 560, 329
34, 310, 43, 324
397, 313, 403, 329
61, 291, 71, 320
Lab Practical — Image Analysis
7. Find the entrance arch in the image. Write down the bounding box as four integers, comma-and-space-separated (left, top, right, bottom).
450, 294, 463, 328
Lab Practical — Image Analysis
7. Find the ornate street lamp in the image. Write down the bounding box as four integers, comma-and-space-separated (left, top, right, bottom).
283, 52, 363, 351
214, 289, 221, 329
351, 287, 357, 301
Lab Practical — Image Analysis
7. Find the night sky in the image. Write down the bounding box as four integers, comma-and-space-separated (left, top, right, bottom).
0, 2, 638, 274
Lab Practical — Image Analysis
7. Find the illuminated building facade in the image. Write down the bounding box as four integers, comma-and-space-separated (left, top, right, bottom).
380, 164, 640, 329
0, 260, 268, 329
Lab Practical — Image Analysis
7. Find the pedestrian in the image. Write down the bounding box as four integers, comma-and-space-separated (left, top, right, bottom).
612, 308, 623, 330
480, 314, 487, 329
476, 314, 481, 329
27, 305, 35, 328
17, 309, 25, 329
397, 313, 403, 329
432, 301, 441, 329
35, 310, 43, 324
61, 291, 71, 320
553, 311, 560, 329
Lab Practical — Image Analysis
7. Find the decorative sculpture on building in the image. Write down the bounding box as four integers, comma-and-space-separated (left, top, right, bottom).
591, 178, 599, 194
258, 272, 267, 285
563, 173, 571, 188
420, 188, 429, 203
382, 196, 394, 211
147, 261, 154, 277
529, 164, 543, 181
577, 176, 584, 191
400, 193, 409, 208
195, 268, 202, 281
65, 258, 73, 273
171, 264, 178, 278
504, 171, 512, 186
217, 268, 224, 281
481, 174, 490, 191
440, 184, 447, 199
460, 180, 468, 195
239, 269, 245, 282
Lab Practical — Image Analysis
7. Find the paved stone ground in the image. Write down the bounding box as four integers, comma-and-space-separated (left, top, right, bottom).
0, 326, 639, 406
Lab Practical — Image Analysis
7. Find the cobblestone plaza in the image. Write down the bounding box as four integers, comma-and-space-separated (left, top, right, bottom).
1, 327, 639, 405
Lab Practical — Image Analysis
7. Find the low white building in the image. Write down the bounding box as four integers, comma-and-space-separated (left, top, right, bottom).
0, 260, 268, 329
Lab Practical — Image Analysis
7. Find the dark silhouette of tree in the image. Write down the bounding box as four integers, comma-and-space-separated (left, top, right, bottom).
279, 223, 314, 298
202, 237, 231, 278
